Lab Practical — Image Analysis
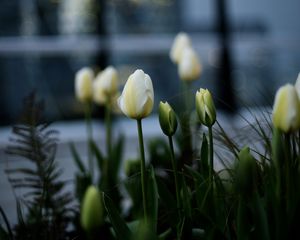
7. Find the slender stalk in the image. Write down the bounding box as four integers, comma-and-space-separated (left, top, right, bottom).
85, 101, 93, 180
208, 127, 214, 184
105, 101, 112, 158
168, 135, 181, 239
137, 119, 148, 221
179, 81, 193, 166
182, 81, 191, 113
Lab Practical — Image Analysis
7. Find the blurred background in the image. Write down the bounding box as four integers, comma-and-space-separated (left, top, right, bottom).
0, 0, 299, 125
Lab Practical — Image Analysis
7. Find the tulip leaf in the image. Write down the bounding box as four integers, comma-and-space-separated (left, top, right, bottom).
156, 177, 178, 227
146, 166, 158, 233
103, 194, 132, 240
158, 228, 172, 240
156, 177, 177, 210
89, 139, 104, 173
109, 135, 124, 181
181, 177, 192, 218
251, 191, 270, 240
69, 142, 86, 173
124, 172, 143, 217
237, 198, 251, 240
75, 173, 92, 202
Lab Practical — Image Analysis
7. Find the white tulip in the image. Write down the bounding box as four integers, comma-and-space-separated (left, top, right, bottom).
294, 72, 300, 97
118, 69, 154, 119
170, 32, 192, 64
178, 46, 201, 81
272, 84, 300, 132
93, 66, 118, 105
75, 67, 94, 102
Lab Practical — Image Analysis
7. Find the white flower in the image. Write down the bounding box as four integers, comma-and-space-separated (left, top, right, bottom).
75, 67, 94, 102
93, 66, 118, 105
294, 72, 300, 97
178, 46, 201, 81
170, 32, 192, 64
272, 84, 300, 132
118, 69, 154, 119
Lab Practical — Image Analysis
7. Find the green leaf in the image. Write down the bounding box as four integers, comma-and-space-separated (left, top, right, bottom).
146, 166, 158, 233
69, 142, 86, 173
89, 139, 104, 172
251, 191, 270, 240
237, 198, 251, 240
181, 177, 192, 218
103, 194, 132, 240
158, 228, 172, 240
75, 173, 92, 202
156, 177, 176, 211
184, 165, 202, 181
124, 172, 143, 217
109, 136, 124, 181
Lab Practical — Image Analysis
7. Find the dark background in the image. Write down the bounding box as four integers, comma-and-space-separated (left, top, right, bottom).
0, 0, 299, 125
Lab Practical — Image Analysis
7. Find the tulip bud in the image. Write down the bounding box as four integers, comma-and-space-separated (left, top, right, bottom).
195, 88, 216, 127
272, 84, 300, 132
158, 101, 178, 136
93, 66, 119, 105
118, 69, 154, 120
170, 32, 192, 64
294, 72, 300, 97
235, 147, 258, 197
81, 186, 104, 231
75, 67, 94, 102
178, 46, 201, 81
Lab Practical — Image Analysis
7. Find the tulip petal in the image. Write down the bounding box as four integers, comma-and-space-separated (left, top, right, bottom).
273, 84, 300, 132
118, 69, 154, 119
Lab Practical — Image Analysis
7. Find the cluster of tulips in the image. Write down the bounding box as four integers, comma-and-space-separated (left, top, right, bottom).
73, 32, 300, 239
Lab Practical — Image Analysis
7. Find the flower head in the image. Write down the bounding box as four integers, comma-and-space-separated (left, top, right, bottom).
195, 88, 216, 127
118, 69, 154, 119
178, 46, 201, 81
170, 32, 192, 64
158, 101, 178, 136
294, 72, 300, 97
75, 67, 94, 102
272, 84, 300, 132
81, 186, 104, 231
93, 66, 118, 105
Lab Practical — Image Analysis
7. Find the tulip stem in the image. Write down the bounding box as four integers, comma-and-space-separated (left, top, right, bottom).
137, 119, 148, 222
85, 101, 93, 180
208, 126, 214, 184
168, 136, 180, 209
183, 81, 191, 113
105, 101, 112, 159
168, 135, 181, 239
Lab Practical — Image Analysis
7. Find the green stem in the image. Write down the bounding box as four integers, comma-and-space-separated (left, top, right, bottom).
137, 119, 148, 222
183, 81, 191, 113
105, 101, 112, 159
179, 81, 193, 166
85, 101, 93, 180
168, 136, 181, 240
208, 127, 214, 185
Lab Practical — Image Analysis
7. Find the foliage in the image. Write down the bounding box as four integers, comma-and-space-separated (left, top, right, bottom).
2, 93, 73, 240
